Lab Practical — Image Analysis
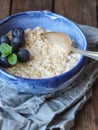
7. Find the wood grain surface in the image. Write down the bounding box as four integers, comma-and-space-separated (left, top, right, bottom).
0, 0, 11, 20
0, 0, 98, 130
54, 0, 97, 27
11, 0, 53, 14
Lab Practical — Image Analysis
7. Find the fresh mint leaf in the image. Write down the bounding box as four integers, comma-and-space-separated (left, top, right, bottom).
0, 43, 12, 57
8, 53, 17, 65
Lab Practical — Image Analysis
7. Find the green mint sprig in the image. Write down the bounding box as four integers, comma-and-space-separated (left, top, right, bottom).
0, 43, 12, 57
0, 43, 17, 65
8, 53, 17, 65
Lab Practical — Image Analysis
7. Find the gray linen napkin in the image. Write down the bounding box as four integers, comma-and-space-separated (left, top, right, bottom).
0, 24, 98, 130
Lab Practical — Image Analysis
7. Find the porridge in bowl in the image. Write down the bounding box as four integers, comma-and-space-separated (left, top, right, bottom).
0, 11, 87, 94
1, 27, 80, 78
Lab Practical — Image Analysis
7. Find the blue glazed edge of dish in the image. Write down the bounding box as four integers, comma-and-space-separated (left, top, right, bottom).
0, 10, 87, 90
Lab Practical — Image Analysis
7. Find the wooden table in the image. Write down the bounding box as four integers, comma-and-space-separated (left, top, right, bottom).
0, 0, 98, 130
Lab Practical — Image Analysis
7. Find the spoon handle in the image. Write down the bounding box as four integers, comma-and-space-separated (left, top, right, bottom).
71, 47, 98, 60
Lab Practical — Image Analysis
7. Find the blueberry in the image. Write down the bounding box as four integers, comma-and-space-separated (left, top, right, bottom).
0, 35, 10, 45
12, 42, 19, 52
17, 49, 30, 62
12, 27, 24, 37
0, 56, 11, 68
12, 37, 25, 47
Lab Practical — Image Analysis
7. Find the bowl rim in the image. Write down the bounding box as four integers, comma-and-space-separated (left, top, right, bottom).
0, 10, 87, 81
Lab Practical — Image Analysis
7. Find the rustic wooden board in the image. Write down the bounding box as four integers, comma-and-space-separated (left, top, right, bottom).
54, 0, 97, 27
96, 0, 98, 27
11, 0, 53, 14
71, 81, 98, 130
0, 0, 11, 20
91, 80, 98, 130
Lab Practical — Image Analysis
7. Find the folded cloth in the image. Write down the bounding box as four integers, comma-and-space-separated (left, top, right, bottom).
0, 24, 98, 130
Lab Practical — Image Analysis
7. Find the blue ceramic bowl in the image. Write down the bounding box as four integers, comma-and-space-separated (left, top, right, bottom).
0, 11, 87, 94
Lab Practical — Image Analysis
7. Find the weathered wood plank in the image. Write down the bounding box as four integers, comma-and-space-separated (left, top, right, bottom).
96, 0, 98, 27
90, 80, 98, 130
11, 0, 53, 14
0, 0, 11, 20
54, 0, 97, 27
71, 80, 98, 130
71, 99, 96, 130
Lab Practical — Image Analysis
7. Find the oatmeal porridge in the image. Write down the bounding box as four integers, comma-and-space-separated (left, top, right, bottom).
5, 27, 80, 78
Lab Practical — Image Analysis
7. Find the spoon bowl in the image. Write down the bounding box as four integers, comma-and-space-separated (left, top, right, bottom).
43, 32, 98, 61
42, 32, 72, 54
